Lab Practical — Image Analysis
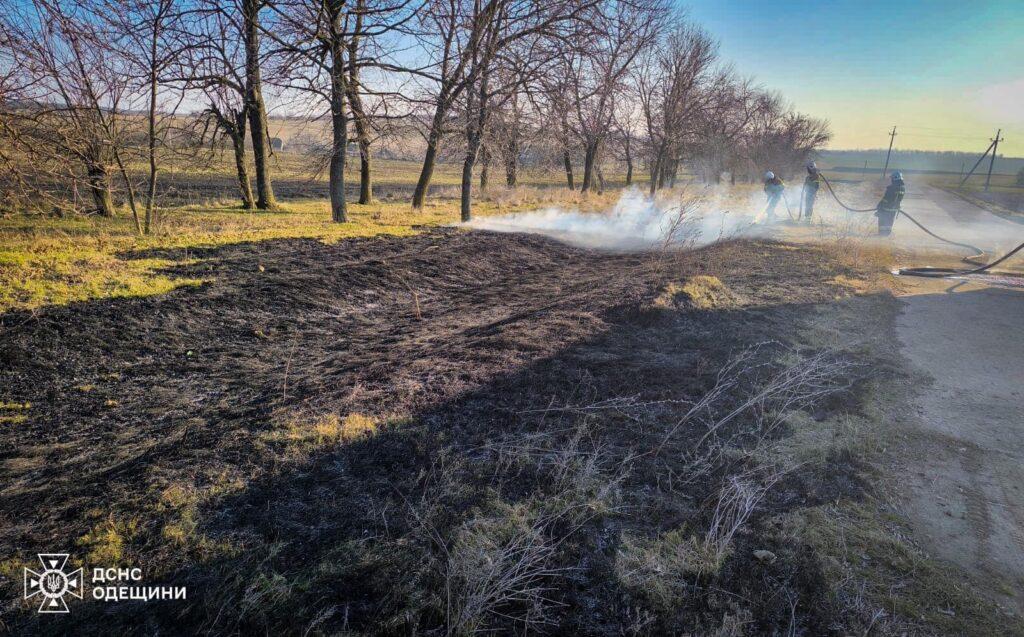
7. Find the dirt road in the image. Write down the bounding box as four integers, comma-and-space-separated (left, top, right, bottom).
892, 184, 1024, 615
895, 181, 1024, 261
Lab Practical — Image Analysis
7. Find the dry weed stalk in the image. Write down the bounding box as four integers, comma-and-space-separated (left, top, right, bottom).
444, 508, 566, 636
675, 346, 856, 484
701, 469, 783, 569
408, 423, 626, 636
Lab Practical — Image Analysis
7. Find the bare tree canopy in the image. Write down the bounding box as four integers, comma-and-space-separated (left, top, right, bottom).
0, 0, 830, 224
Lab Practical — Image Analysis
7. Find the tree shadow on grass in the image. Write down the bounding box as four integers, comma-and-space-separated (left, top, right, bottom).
0, 230, 900, 634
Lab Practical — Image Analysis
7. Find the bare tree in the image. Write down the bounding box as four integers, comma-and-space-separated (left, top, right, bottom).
269, 0, 415, 221
180, 0, 258, 209
741, 91, 830, 180
104, 0, 184, 233
493, 89, 526, 187
409, 0, 594, 211
0, 0, 140, 224
634, 21, 717, 195
456, 1, 571, 221
242, 0, 278, 209
612, 104, 640, 186
346, 0, 374, 204
531, 74, 578, 189
561, 0, 665, 193
691, 74, 761, 184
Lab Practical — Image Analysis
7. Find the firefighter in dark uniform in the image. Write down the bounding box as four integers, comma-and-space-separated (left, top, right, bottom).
763, 171, 785, 221
802, 162, 821, 222
876, 171, 905, 236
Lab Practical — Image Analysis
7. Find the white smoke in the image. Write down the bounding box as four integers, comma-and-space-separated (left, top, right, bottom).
464, 186, 780, 250
463, 181, 1024, 271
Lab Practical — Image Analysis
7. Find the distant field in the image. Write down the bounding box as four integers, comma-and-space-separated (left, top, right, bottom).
817, 149, 1024, 177
821, 166, 1019, 188
1, 148, 634, 211
815, 159, 1024, 219
144, 153, 618, 206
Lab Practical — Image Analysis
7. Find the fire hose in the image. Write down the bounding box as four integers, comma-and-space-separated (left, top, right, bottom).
818, 173, 1024, 278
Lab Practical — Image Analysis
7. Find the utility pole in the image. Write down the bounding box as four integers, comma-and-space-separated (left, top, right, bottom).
960, 139, 996, 187
984, 129, 1004, 191
882, 126, 897, 180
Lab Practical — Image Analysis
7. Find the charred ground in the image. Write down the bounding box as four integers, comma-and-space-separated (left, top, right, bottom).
0, 229, 1010, 634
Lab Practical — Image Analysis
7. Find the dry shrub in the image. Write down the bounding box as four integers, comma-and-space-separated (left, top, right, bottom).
418, 424, 625, 635
701, 472, 780, 568
444, 502, 563, 636
617, 473, 780, 609
666, 346, 857, 485
617, 528, 718, 609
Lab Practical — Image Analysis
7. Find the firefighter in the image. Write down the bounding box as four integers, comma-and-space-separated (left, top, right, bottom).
802, 162, 821, 222
763, 171, 785, 221
876, 171, 905, 236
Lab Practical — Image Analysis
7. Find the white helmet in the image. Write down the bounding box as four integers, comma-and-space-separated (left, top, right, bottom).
806, 161, 817, 170
764, 171, 775, 180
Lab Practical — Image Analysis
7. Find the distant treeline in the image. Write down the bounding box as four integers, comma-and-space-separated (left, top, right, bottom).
820, 150, 1024, 176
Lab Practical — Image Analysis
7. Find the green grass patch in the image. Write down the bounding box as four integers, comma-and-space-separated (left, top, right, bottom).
785, 501, 1024, 635
1, 188, 620, 314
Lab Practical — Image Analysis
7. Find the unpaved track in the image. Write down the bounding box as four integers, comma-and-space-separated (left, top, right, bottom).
893, 184, 1024, 615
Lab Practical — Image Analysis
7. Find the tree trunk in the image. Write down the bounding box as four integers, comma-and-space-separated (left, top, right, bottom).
563, 150, 574, 190
347, 96, 372, 204
504, 138, 517, 187
412, 107, 445, 209
144, 27, 159, 235
624, 135, 633, 186
357, 146, 371, 204
243, 0, 277, 210
649, 145, 664, 196
460, 145, 477, 222
231, 118, 255, 210
86, 163, 115, 217
329, 30, 348, 223
112, 147, 142, 233
347, 3, 372, 205
581, 141, 597, 192
480, 145, 489, 190
460, 79, 486, 223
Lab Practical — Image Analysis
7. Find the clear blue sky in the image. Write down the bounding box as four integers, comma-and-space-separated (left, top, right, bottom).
685, 0, 1024, 154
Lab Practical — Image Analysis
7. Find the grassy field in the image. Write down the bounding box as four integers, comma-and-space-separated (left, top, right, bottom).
0, 156, 625, 313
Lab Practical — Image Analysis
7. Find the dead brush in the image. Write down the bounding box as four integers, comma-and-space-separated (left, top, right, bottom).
699, 469, 783, 571
662, 345, 858, 485
408, 423, 628, 635
617, 468, 783, 608
648, 187, 751, 279
487, 421, 627, 521
442, 502, 568, 636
